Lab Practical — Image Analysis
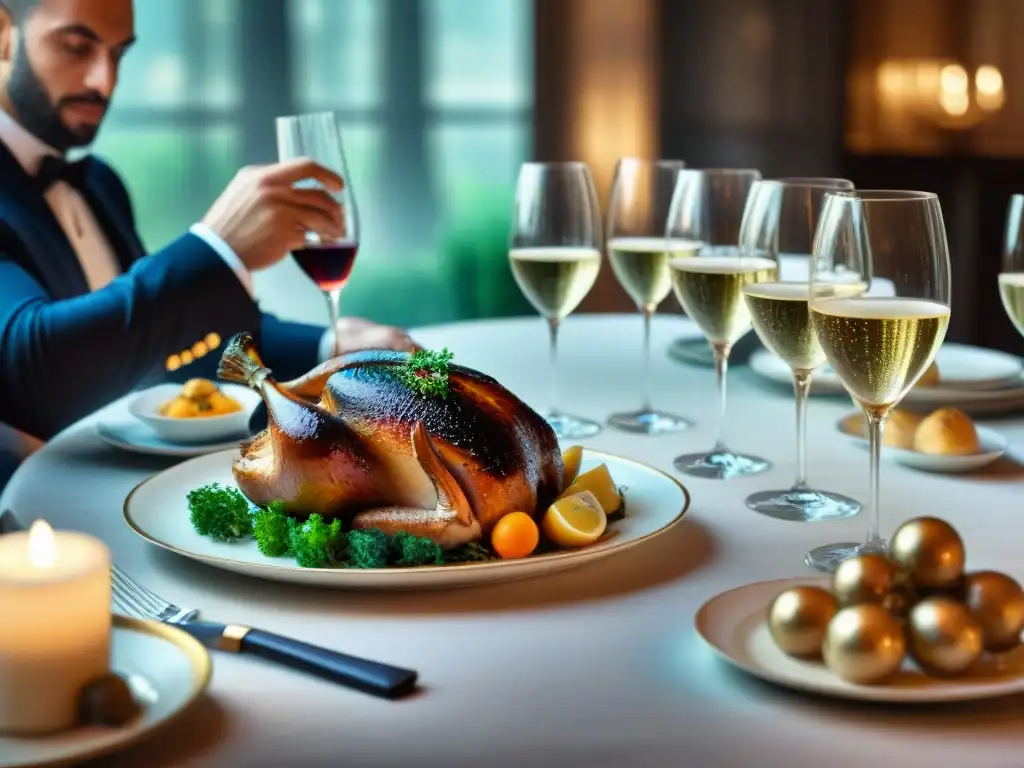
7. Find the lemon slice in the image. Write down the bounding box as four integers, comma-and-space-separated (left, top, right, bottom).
562, 463, 622, 516
542, 491, 607, 548
561, 445, 584, 491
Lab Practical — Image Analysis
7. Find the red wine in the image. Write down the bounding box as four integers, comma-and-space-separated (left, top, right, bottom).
292, 242, 359, 292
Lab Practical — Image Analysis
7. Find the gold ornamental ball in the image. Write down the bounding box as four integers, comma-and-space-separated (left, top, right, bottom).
918, 576, 967, 603
822, 604, 906, 684
908, 597, 983, 676
768, 586, 839, 658
964, 571, 1024, 653
882, 584, 916, 620
889, 517, 965, 590
833, 554, 898, 607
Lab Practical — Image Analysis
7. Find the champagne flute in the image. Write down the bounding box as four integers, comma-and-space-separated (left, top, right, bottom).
806, 190, 951, 572
740, 179, 862, 522
509, 162, 603, 440
606, 158, 695, 435
998, 194, 1024, 337
665, 169, 773, 479
277, 111, 360, 357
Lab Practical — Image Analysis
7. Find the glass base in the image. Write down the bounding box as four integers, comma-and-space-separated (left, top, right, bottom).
673, 450, 771, 480
607, 409, 693, 435
547, 412, 602, 440
805, 537, 888, 573
746, 489, 861, 523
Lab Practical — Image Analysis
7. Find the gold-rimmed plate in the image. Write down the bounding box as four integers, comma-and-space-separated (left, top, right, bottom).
696, 577, 1024, 703
0, 616, 211, 768
123, 449, 690, 590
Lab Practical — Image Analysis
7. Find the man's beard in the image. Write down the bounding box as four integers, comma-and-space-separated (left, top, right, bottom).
5, 38, 107, 152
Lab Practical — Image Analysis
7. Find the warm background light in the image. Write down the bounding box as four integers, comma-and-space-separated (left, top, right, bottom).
940, 64, 968, 95
975, 64, 1006, 111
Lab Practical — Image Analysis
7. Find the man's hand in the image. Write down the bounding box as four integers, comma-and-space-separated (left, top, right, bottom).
320, 317, 420, 362
202, 158, 347, 272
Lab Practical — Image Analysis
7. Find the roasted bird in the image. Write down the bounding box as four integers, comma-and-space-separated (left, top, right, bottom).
217, 334, 563, 548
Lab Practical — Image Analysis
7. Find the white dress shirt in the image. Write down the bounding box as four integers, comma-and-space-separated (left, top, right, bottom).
0, 107, 253, 296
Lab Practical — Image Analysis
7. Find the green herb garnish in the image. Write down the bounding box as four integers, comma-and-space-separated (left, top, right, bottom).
398, 347, 455, 398
187, 484, 252, 541
443, 542, 496, 564
345, 528, 392, 568
184, 481, 633, 570
391, 531, 445, 566
252, 501, 292, 557
289, 513, 346, 568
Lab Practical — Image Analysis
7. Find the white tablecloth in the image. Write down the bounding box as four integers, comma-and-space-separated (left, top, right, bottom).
4, 314, 1024, 768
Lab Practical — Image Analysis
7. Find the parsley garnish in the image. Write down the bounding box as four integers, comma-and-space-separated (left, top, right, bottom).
399, 347, 455, 398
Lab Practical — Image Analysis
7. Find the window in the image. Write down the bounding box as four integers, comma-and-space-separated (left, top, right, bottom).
263, 0, 534, 327
94, 0, 534, 329
93, 0, 241, 249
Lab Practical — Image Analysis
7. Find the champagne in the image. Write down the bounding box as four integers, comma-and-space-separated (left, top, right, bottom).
509, 247, 601, 319
668, 252, 778, 344
608, 237, 701, 309
998, 273, 1024, 337
743, 281, 867, 371
811, 297, 949, 409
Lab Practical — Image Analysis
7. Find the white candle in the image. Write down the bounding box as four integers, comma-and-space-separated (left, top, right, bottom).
0, 520, 111, 734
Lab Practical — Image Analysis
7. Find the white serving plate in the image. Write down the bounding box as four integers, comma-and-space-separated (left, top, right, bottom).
696, 577, 1024, 703
95, 419, 247, 458
123, 449, 690, 590
835, 412, 1007, 473
0, 616, 211, 768
128, 383, 261, 445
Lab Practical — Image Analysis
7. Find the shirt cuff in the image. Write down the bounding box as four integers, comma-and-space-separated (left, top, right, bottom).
189, 223, 254, 299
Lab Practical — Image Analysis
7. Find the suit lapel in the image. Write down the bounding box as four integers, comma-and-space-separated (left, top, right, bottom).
0, 142, 89, 298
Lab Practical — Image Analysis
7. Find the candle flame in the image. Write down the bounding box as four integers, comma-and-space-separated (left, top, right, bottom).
28, 519, 56, 569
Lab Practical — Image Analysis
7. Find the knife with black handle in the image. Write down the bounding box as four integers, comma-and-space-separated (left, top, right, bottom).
177, 621, 418, 699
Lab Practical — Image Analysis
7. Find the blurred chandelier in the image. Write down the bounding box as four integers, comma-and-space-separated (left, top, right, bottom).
875, 58, 1006, 131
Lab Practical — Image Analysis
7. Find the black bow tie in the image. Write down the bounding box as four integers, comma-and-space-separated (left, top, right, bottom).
36, 154, 91, 193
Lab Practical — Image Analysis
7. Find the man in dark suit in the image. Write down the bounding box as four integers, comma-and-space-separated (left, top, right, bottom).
0, 0, 415, 446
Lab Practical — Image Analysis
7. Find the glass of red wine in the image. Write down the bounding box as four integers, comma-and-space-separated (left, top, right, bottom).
276, 111, 360, 356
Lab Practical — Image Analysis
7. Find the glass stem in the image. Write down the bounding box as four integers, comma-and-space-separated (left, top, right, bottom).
712, 342, 731, 452
864, 408, 888, 550
641, 306, 654, 412
791, 370, 813, 491
325, 289, 342, 357
547, 317, 560, 418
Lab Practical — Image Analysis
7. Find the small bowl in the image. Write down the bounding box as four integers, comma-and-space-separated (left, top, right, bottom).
836, 412, 1007, 474
128, 383, 261, 445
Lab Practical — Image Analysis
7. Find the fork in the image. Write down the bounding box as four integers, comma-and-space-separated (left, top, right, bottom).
0, 510, 418, 699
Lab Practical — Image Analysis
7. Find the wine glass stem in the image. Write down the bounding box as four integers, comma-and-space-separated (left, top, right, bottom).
865, 408, 888, 549
547, 316, 560, 418
791, 369, 812, 491
325, 289, 342, 357
641, 306, 654, 412
712, 342, 731, 452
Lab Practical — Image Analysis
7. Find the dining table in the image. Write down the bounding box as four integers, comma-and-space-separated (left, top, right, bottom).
4, 312, 1024, 768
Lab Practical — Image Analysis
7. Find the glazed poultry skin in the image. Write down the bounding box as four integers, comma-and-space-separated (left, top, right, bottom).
217, 334, 563, 548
